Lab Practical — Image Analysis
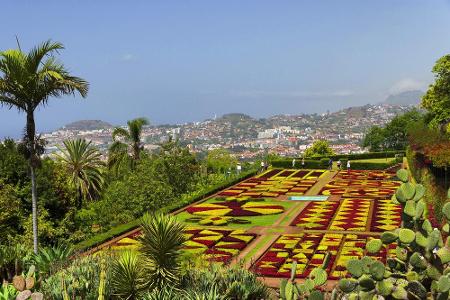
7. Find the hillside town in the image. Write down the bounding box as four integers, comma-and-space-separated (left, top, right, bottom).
41, 103, 413, 160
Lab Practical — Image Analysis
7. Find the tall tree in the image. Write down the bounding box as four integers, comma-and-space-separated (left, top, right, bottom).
205, 148, 237, 174
422, 54, 450, 131
362, 109, 423, 151
0, 40, 88, 252
304, 140, 335, 158
55, 139, 104, 209
362, 126, 385, 152
108, 117, 149, 173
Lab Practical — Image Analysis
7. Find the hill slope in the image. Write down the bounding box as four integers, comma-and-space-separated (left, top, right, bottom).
384, 90, 424, 106
63, 120, 112, 131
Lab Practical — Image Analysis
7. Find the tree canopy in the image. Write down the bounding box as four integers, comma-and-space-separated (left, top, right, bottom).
205, 148, 238, 173
362, 109, 423, 151
304, 140, 335, 158
421, 54, 450, 130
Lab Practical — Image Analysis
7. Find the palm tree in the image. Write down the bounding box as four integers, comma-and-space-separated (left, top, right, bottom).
55, 139, 104, 208
0, 40, 88, 253
108, 118, 148, 173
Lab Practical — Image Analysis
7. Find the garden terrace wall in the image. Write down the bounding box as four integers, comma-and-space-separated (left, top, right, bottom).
74, 170, 258, 252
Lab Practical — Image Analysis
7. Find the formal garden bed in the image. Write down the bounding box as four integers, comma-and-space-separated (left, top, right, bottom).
91, 168, 404, 280
252, 233, 396, 279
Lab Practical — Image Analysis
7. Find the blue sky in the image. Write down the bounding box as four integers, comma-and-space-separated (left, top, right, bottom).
1, 0, 450, 138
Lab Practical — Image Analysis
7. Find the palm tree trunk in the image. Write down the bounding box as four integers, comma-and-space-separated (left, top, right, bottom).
30, 165, 38, 254
26, 111, 39, 254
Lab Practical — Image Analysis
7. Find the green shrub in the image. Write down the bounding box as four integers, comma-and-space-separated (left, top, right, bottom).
304, 150, 405, 161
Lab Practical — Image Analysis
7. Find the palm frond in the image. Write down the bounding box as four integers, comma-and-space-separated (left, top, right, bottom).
25, 40, 64, 74
112, 127, 130, 141
128, 118, 149, 143
55, 139, 104, 202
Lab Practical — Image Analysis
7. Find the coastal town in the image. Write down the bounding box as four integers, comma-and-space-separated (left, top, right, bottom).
41, 103, 413, 160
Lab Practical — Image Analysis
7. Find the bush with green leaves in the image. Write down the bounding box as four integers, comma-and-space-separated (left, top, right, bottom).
334, 169, 450, 299
0, 244, 31, 283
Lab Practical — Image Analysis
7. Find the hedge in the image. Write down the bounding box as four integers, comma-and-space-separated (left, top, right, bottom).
74, 169, 257, 252
271, 159, 328, 169
301, 150, 405, 161
272, 158, 401, 170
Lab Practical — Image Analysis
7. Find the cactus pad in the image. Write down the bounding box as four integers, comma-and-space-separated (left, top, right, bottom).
366, 239, 383, 254
412, 184, 425, 201
400, 182, 415, 200
396, 169, 408, 182
381, 231, 398, 244
369, 260, 385, 281
338, 278, 358, 293
309, 268, 327, 287
376, 279, 394, 296
398, 228, 415, 244
347, 259, 364, 278
437, 275, 450, 293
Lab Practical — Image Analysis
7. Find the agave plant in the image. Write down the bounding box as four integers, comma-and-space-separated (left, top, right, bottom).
138, 213, 186, 291
110, 251, 146, 300
31, 244, 73, 277
0, 283, 17, 300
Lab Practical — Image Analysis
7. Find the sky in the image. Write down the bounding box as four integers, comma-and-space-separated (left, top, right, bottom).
1, 0, 450, 138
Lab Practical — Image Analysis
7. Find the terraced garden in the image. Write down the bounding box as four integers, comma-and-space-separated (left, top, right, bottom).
94, 168, 402, 287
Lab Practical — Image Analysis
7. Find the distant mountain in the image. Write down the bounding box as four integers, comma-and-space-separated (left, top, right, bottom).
62, 120, 112, 131
384, 90, 424, 106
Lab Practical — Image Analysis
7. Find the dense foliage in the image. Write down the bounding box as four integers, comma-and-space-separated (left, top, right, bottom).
304, 140, 335, 158
0, 40, 89, 253
0, 137, 239, 249
362, 109, 423, 151
421, 54, 450, 131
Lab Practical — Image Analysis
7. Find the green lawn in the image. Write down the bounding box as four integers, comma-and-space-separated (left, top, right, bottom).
241, 234, 274, 263
174, 198, 295, 229
277, 202, 305, 226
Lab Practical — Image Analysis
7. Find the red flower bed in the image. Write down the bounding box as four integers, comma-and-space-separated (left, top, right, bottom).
370, 199, 402, 232
290, 201, 340, 230
336, 170, 396, 181
253, 233, 394, 279
291, 170, 310, 179
259, 169, 282, 178
277, 170, 296, 177
185, 228, 257, 263
186, 199, 284, 217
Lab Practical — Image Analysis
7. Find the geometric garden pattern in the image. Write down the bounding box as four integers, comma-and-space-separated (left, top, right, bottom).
94, 168, 403, 282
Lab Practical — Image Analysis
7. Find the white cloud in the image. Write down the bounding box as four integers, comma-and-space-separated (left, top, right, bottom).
389, 78, 426, 95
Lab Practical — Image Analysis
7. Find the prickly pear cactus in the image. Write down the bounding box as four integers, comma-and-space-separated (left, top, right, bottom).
334, 169, 450, 299
280, 253, 331, 299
